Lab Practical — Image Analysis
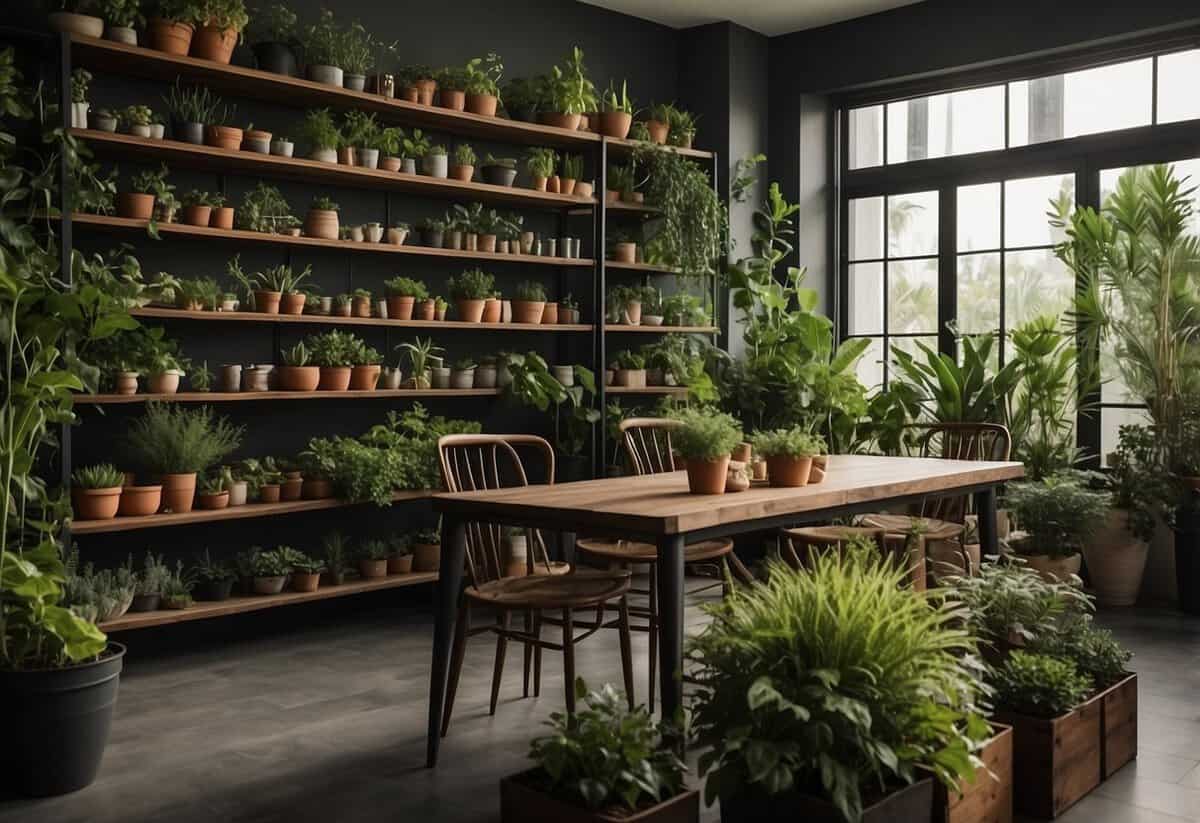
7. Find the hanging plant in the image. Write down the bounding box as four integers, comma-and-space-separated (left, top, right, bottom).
633, 144, 726, 282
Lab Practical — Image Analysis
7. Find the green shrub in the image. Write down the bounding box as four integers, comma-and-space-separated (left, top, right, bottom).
123, 402, 243, 475
446, 268, 494, 300
991, 651, 1091, 718
750, 427, 825, 458
251, 548, 292, 577
383, 276, 428, 299
1007, 474, 1110, 558
358, 539, 391, 561
671, 408, 741, 461
305, 330, 360, 367
72, 463, 124, 489
1027, 615, 1132, 689
514, 280, 547, 302
525, 147, 557, 178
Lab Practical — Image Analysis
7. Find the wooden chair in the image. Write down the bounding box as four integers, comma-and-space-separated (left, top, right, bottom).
573, 417, 748, 711
862, 423, 1012, 580
437, 434, 635, 736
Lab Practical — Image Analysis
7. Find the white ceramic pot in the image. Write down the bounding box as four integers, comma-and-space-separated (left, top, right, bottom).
308, 64, 344, 87
401, 158, 417, 174
149, 123, 165, 139
70, 101, 89, 129
311, 147, 337, 163
642, 314, 664, 326
380, 368, 403, 390
386, 227, 408, 245
106, 25, 137, 44
357, 148, 380, 169
129, 123, 151, 138
348, 225, 364, 242
227, 480, 248, 507
270, 139, 294, 157
375, 299, 388, 317
364, 223, 383, 243
552, 365, 575, 386
422, 153, 448, 178
243, 137, 270, 154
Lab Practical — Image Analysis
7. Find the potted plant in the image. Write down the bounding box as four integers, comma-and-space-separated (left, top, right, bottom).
673, 407, 741, 494
247, 1, 297, 75
387, 221, 410, 246
537, 47, 597, 131
350, 287, 372, 318
179, 188, 214, 226
118, 479, 163, 516
386, 539, 413, 575
613, 350, 646, 388
241, 122, 272, 153
71, 463, 124, 521
163, 80, 219, 144
146, 350, 185, 394
502, 680, 695, 823
69, 68, 91, 128
297, 107, 341, 163
401, 128, 429, 174
278, 341, 319, 392
298, 442, 336, 499
117, 164, 168, 220
303, 195, 340, 240
434, 296, 449, 321
610, 230, 638, 264
751, 427, 825, 488
560, 153, 583, 196
162, 570, 192, 612
300, 8, 344, 87
383, 276, 427, 321
190, 549, 235, 601
474, 355, 499, 389
131, 553, 170, 612
644, 102, 673, 145
449, 358, 476, 390
333, 293, 352, 317
450, 142, 476, 181
251, 547, 291, 594
349, 339, 383, 390
47, 0, 106, 38
447, 268, 494, 323
559, 294, 581, 325
598, 79, 634, 139
423, 144, 449, 178
357, 539, 390, 579
411, 529, 441, 572
525, 147, 557, 192
196, 473, 229, 510
188, 0, 247, 63
551, 364, 575, 387
203, 103, 243, 150
479, 154, 517, 187
146, 0, 199, 55
290, 554, 325, 593
207, 192, 233, 229
306, 329, 357, 391
342, 110, 380, 169
219, 464, 247, 505
1006, 474, 1109, 581
512, 280, 547, 324
91, 107, 118, 133
323, 533, 349, 585
641, 289, 664, 325
399, 337, 441, 389
340, 19, 374, 90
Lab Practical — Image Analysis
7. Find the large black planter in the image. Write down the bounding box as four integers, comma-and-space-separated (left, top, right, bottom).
720, 778, 933, 823
253, 41, 298, 77
0, 643, 125, 796
193, 578, 235, 601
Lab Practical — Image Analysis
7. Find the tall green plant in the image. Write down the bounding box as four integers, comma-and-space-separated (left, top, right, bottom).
890, 334, 1019, 424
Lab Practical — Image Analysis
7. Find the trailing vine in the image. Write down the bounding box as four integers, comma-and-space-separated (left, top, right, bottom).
634, 144, 727, 282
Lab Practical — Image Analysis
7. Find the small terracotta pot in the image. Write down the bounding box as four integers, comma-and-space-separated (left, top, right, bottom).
547, 175, 561, 193
732, 442, 753, 463
350, 365, 381, 390
291, 572, 320, 593
117, 192, 155, 220
623, 300, 642, 326
482, 298, 502, 323
413, 543, 441, 572
597, 111, 633, 139
351, 296, 371, 318
258, 483, 281, 503
387, 553, 414, 575
387, 295, 416, 320
439, 89, 466, 111
204, 125, 243, 151
449, 163, 474, 182
114, 371, 139, 395
456, 299, 486, 323
766, 455, 814, 487
538, 112, 582, 131
280, 292, 306, 315
380, 156, 403, 172
147, 18, 194, 55
465, 93, 498, 116
189, 24, 237, 64
302, 478, 333, 499
118, 484, 162, 517
254, 290, 282, 314
415, 299, 437, 320
575, 181, 594, 198
181, 204, 212, 227
512, 300, 545, 324
253, 576, 286, 595
72, 486, 122, 521
479, 234, 497, 253
541, 302, 559, 324
615, 369, 646, 388
613, 242, 637, 263
280, 477, 303, 501
359, 558, 388, 579
560, 178, 577, 196
197, 491, 230, 510
318, 366, 352, 391
646, 119, 669, 144
531, 175, 548, 192
147, 371, 181, 394
809, 454, 829, 483
278, 365, 320, 391
160, 472, 198, 513
303, 208, 339, 240
415, 78, 437, 105
209, 206, 234, 230
687, 455, 731, 495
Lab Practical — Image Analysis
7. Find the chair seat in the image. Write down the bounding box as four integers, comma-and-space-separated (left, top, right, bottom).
781, 525, 885, 544
466, 569, 631, 609
861, 514, 964, 541
575, 538, 734, 564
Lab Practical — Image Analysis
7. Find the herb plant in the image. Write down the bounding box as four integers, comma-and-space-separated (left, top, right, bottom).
991, 651, 1091, 718
72, 463, 124, 489
123, 402, 244, 475
671, 407, 741, 461
750, 427, 825, 458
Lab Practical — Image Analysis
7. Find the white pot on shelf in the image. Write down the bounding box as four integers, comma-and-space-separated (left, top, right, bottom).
310, 147, 337, 164
308, 64, 344, 87
70, 101, 89, 129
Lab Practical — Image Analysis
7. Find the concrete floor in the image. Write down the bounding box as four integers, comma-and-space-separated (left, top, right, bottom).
1, 594, 1198, 823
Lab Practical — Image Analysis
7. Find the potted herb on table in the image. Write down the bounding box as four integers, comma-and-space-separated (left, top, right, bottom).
672, 408, 741, 495
340, 19, 374, 91
537, 47, 597, 131
750, 427, 825, 487
190, 549, 235, 601
512, 280, 547, 324
146, 350, 186, 394
248, 1, 298, 76
1006, 474, 1109, 581
180, 188, 216, 226
71, 463, 125, 521
342, 110, 381, 169
462, 53, 502, 115
297, 108, 342, 163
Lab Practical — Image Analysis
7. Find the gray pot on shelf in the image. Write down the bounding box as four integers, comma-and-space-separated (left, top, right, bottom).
93, 112, 117, 132
172, 120, 204, 144
106, 25, 136, 44
431, 367, 451, 389
219, 364, 242, 392
343, 73, 367, 92
422, 153, 449, 178
253, 41, 298, 76
544, 238, 557, 257
401, 158, 417, 174
480, 165, 517, 187
423, 229, 444, 248
308, 64, 344, 87
357, 148, 380, 169
270, 139, 294, 157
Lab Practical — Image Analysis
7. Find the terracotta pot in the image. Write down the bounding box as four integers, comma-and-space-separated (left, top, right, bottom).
547, 175, 561, 193
1022, 552, 1082, 583
350, 365, 381, 390
197, 491, 229, 510
147, 18, 194, 55
303, 208, 339, 240
258, 483, 281, 503
147, 371, 181, 394
415, 299, 436, 320
280, 477, 303, 501
287, 571, 319, 593
413, 542, 441, 572
387, 553, 414, 575
456, 299, 486, 323
379, 155, 402, 172
538, 112, 582, 131
479, 234, 497, 253
302, 478, 333, 499
511, 300, 545, 324
349, 296, 369, 318
278, 365, 320, 391
596, 110, 633, 139
615, 369, 646, 388
72, 486, 122, 521
732, 442, 753, 463
415, 78, 437, 105
242, 367, 270, 392
540, 302, 559, 324
118, 484, 161, 517
358, 558, 388, 579
318, 366, 352, 391
439, 89, 466, 111
623, 300, 642, 326
204, 125, 243, 151
646, 119, 669, 144
113, 371, 139, 395
575, 181, 594, 198
560, 178, 577, 196
449, 163, 474, 182
160, 472, 197, 513
531, 175, 548, 192
465, 92, 498, 116
1083, 509, 1149, 606
179, 204, 210, 227
613, 242, 637, 263
766, 455, 814, 487
209, 206, 234, 229
809, 454, 829, 483
48, 11, 105, 38
687, 455, 731, 495
279, 292, 306, 315
387, 295, 416, 320
386, 227, 409, 245
482, 298, 502, 323
253, 290, 282, 314
116, 192, 155, 220
190, 24, 237, 64
253, 576, 286, 595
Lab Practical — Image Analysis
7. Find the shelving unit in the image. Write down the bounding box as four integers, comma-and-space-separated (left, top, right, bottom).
75, 389, 502, 404
129, 306, 593, 332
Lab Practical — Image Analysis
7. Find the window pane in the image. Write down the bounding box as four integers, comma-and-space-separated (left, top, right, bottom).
1157, 50, 1200, 124
885, 86, 1004, 164
853, 337, 885, 391
888, 259, 938, 334
1102, 159, 1200, 234
1005, 173, 1074, 247
848, 106, 884, 169
956, 252, 1000, 335
957, 183, 1001, 252
1009, 58, 1152, 147
847, 262, 884, 335
849, 196, 884, 261
1101, 407, 1152, 466
1004, 248, 1073, 330
887, 190, 938, 257
890, 335, 940, 372
959, 332, 1001, 375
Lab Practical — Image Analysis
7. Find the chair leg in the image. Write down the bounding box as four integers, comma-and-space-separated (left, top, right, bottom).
721, 557, 733, 598
648, 564, 658, 715
522, 609, 532, 698
617, 596, 635, 710
441, 602, 469, 738
726, 549, 756, 585
532, 611, 543, 697
489, 610, 510, 716
562, 607, 576, 719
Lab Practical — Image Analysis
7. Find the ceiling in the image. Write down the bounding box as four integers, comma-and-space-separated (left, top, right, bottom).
578, 0, 924, 36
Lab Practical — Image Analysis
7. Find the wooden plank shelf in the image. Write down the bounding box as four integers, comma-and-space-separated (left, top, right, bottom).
606, 260, 679, 273
603, 136, 715, 160
72, 129, 595, 211
71, 213, 594, 268
605, 386, 689, 396
604, 325, 718, 334
70, 35, 598, 150
75, 388, 502, 405
98, 571, 439, 632
71, 490, 432, 535
129, 306, 593, 333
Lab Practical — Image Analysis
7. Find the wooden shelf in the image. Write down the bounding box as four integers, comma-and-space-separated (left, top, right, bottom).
70, 35, 598, 150
605, 386, 689, 396
603, 136, 714, 160
98, 571, 438, 632
73, 129, 594, 211
129, 306, 593, 333
604, 324, 718, 334
606, 260, 678, 273
71, 213, 594, 268
605, 200, 660, 216
71, 490, 432, 535
75, 388, 502, 404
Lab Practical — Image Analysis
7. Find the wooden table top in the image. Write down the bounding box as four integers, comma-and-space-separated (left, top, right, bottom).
432, 454, 1024, 536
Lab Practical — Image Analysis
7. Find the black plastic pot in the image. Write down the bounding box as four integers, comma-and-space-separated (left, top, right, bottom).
130, 593, 160, 612
720, 778, 932, 823
193, 578, 235, 601
170, 118, 204, 145
252, 41, 298, 76
481, 165, 517, 187
1175, 500, 1200, 614
422, 229, 444, 248
0, 643, 125, 796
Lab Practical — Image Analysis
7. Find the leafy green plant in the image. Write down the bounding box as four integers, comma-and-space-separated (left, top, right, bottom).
514, 280, 547, 302
282, 341, 311, 367
297, 107, 341, 151
71, 463, 124, 489
130, 163, 170, 196
190, 548, 234, 584
135, 552, 172, 596
633, 143, 724, 280
306, 329, 360, 367
891, 334, 1019, 424
446, 268, 495, 301
97, 0, 144, 28
402, 128, 430, 159
323, 532, 349, 577
614, 350, 644, 370
251, 547, 292, 577
339, 19, 375, 75
526, 147, 557, 178
311, 195, 338, 211
1026, 614, 1131, 690
544, 47, 597, 114
384, 276, 428, 299
561, 153, 583, 180
398, 337, 443, 381
666, 107, 697, 147
247, 1, 296, 42
628, 121, 650, 142
672, 407, 741, 461
190, 360, 212, 391
289, 553, 325, 574
453, 143, 476, 167
750, 427, 824, 458
991, 651, 1091, 718
121, 104, 152, 127
602, 80, 633, 114
341, 109, 379, 147
300, 8, 341, 66
123, 402, 244, 474
358, 538, 391, 561
1006, 474, 1110, 558
462, 53, 503, 96
236, 182, 296, 233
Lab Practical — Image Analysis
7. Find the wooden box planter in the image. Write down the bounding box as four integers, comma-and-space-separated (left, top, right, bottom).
500, 769, 699, 823
1099, 673, 1137, 779
719, 777, 932, 823
995, 695, 1102, 819
933, 724, 1013, 823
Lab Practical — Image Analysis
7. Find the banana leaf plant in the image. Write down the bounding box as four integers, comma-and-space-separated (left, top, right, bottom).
890, 334, 1019, 424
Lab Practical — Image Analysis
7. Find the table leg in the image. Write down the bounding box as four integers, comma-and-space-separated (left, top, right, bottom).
975, 487, 998, 558
656, 533, 685, 741
427, 514, 466, 768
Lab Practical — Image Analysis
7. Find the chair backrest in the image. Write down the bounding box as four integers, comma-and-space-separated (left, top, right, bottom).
908, 423, 1012, 522
619, 417, 682, 476
437, 434, 557, 588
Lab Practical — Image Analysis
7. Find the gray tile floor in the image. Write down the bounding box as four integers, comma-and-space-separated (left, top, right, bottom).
1, 596, 1197, 822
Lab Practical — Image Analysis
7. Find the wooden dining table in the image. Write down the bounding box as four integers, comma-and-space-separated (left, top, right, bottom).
426, 453, 1024, 766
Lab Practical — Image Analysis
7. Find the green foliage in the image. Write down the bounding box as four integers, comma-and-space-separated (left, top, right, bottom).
97, 0, 144, 28
247, 1, 296, 41
305, 329, 360, 367
251, 547, 292, 577
61, 551, 136, 623
297, 108, 341, 151
135, 552, 171, 596
299, 8, 342, 66
1026, 614, 1131, 690
289, 553, 325, 574
514, 280, 547, 302
236, 182, 297, 233
462, 53, 503, 96
323, 532, 349, 575
453, 142, 476, 167
991, 652, 1091, 718
446, 267, 494, 300
383, 276, 428, 299
129, 163, 170, 196
121, 104, 152, 126
282, 341, 310, 367
561, 153, 583, 180
71, 463, 123, 489
189, 548, 234, 583
529, 679, 685, 811
633, 143, 724, 280
358, 539, 390, 561
614, 349, 644, 370
1006, 474, 1110, 558
891, 334, 1019, 424
502, 353, 600, 458
672, 407, 742, 461
524, 147, 557, 178
163, 80, 222, 124
402, 128, 430, 159
341, 110, 379, 147
602, 80, 633, 114
123, 402, 244, 475
544, 47, 597, 114
689, 550, 989, 822
750, 427, 825, 458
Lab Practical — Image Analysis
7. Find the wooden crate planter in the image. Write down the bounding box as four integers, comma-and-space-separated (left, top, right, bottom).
933, 723, 1013, 823
995, 695, 1101, 819
1099, 673, 1137, 778
500, 769, 699, 823
718, 777, 933, 823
